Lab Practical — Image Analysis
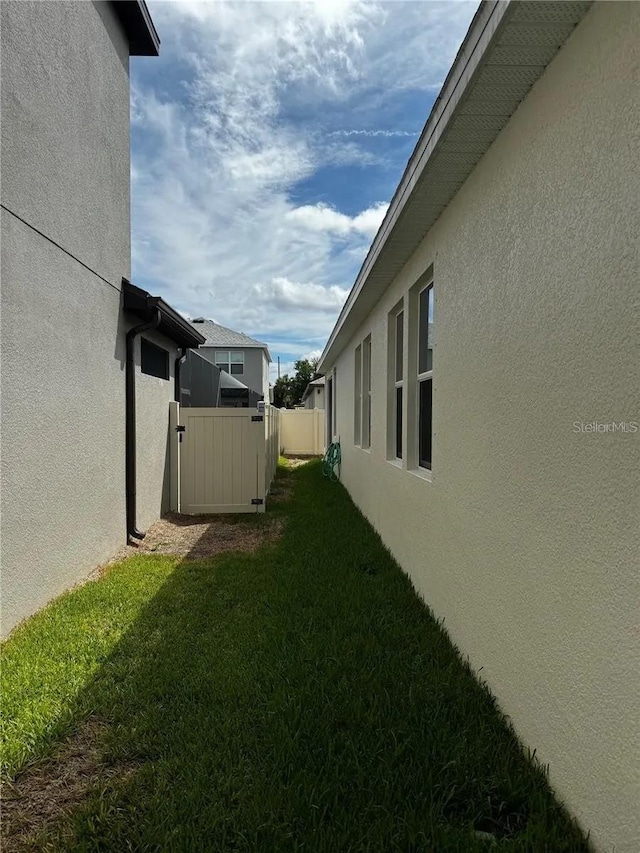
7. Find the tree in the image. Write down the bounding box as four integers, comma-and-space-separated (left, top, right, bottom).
290, 357, 318, 405
273, 357, 319, 408
273, 374, 295, 409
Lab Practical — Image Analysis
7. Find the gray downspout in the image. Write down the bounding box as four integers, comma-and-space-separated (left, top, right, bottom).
126, 307, 161, 540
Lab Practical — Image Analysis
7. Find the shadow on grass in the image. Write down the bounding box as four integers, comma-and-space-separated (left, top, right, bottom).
2, 462, 590, 852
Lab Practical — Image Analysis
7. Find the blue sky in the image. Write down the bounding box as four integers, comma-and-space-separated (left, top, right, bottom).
130, 0, 476, 380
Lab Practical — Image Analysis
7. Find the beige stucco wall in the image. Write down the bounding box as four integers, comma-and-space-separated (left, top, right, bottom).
326, 4, 639, 852
1, 1, 173, 636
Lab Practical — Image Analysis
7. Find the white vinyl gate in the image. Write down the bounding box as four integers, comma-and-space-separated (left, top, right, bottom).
170, 402, 280, 514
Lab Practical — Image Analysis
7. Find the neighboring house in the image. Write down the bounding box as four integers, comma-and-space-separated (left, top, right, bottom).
219, 371, 263, 409
1, 1, 205, 637
302, 377, 325, 410
319, 4, 638, 853
189, 318, 271, 401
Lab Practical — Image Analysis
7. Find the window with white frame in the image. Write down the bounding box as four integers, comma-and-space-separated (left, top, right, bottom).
214, 350, 244, 375
354, 344, 362, 445
326, 374, 333, 444
391, 307, 404, 459
332, 367, 338, 438
362, 335, 372, 449
417, 283, 434, 469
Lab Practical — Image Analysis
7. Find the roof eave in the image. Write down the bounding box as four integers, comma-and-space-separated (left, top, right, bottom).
111, 0, 160, 56
122, 280, 206, 348
319, 0, 591, 372
199, 341, 272, 362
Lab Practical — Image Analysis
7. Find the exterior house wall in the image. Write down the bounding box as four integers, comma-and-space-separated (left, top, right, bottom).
1, 0, 131, 285
305, 387, 325, 410
135, 329, 179, 530
325, 5, 639, 852
0, 1, 172, 636
197, 347, 268, 399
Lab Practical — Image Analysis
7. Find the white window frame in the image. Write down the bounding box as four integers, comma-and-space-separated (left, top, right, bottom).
416, 282, 434, 471
332, 367, 338, 439
214, 350, 244, 375
362, 335, 372, 450
354, 344, 362, 446
406, 267, 434, 477
387, 302, 404, 462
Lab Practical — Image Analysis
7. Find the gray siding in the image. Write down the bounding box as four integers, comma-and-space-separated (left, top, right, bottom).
198, 347, 268, 399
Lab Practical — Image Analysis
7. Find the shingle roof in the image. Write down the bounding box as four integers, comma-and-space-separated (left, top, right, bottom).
189, 319, 271, 360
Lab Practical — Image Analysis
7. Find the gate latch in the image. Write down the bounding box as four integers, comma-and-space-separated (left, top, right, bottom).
175, 425, 186, 432
251, 498, 264, 505
251, 415, 264, 422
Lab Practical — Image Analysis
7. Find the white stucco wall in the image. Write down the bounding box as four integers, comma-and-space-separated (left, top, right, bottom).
326, 5, 639, 852
1, 215, 178, 637
1, 1, 173, 636
1, 0, 131, 285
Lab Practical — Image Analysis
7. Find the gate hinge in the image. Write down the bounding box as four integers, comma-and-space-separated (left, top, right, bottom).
251, 415, 264, 422
251, 498, 264, 505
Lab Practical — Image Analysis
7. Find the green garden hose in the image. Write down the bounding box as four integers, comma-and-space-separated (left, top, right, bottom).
322, 441, 341, 481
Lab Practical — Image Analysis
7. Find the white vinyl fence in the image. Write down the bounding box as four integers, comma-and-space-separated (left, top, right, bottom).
279, 408, 325, 456
264, 403, 280, 488
170, 402, 280, 514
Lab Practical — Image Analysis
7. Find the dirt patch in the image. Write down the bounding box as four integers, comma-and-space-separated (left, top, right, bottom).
88, 514, 284, 569
1, 718, 136, 852
283, 456, 317, 468
129, 513, 284, 559
268, 481, 294, 503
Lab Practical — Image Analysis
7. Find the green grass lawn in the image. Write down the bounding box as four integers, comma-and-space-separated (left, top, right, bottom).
1, 461, 588, 851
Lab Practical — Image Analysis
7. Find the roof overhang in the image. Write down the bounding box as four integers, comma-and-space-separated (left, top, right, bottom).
199, 342, 273, 363
319, 0, 591, 372
111, 0, 160, 56
122, 280, 206, 348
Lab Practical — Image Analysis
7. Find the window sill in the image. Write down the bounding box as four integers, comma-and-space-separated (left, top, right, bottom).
408, 466, 432, 483
387, 458, 402, 469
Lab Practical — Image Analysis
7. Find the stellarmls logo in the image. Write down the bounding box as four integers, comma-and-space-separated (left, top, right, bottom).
573, 421, 638, 434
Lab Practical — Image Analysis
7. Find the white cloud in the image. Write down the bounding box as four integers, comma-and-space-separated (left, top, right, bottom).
329, 129, 419, 138
285, 202, 388, 240
131, 0, 476, 360
253, 277, 348, 312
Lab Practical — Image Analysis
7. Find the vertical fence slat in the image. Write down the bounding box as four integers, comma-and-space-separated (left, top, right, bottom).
169, 401, 180, 512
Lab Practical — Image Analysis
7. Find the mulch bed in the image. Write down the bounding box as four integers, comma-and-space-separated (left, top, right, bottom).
130, 512, 283, 560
